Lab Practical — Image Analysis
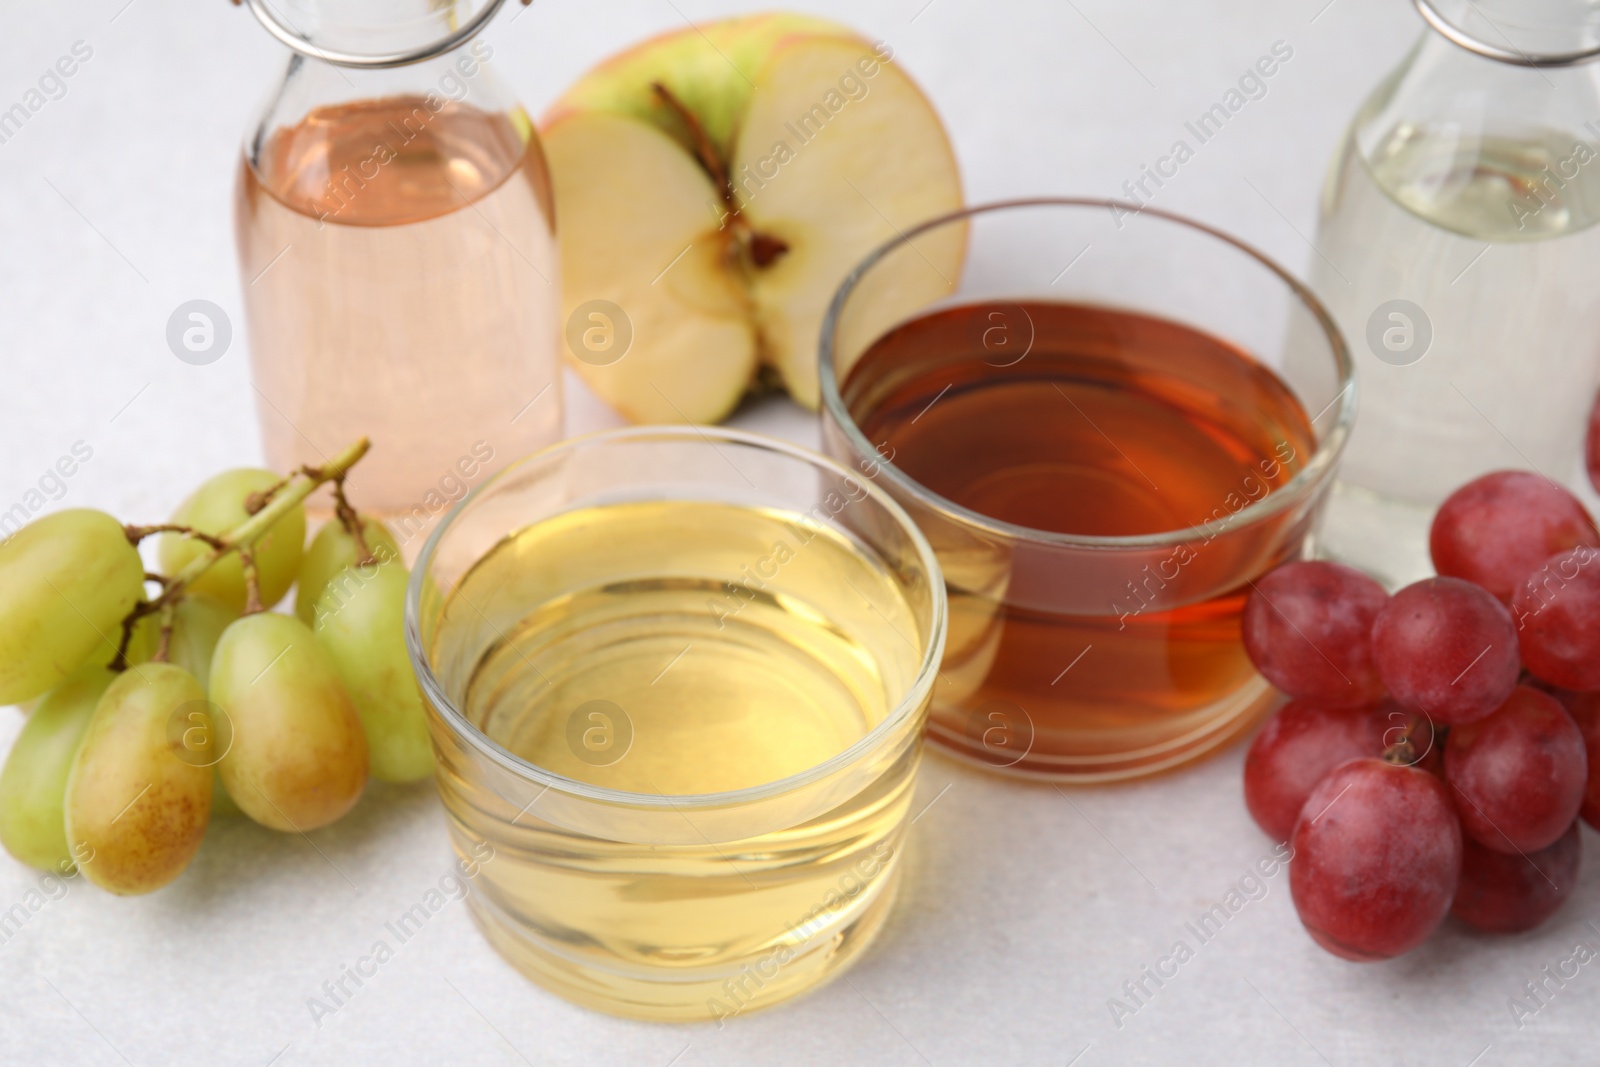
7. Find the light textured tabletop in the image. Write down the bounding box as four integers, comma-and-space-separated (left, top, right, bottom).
1, 1, 1592, 1064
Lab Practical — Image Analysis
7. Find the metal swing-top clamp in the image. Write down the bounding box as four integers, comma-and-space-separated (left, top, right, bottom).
236, 0, 529, 69
1412, 0, 1600, 67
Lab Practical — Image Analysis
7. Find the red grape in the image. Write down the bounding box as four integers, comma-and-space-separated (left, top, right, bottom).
1452, 820, 1579, 934
1444, 685, 1586, 853
1586, 389, 1600, 495
1429, 471, 1599, 602
1242, 561, 1388, 706
1512, 546, 1600, 691
1545, 688, 1600, 831
1243, 700, 1391, 840
1371, 577, 1520, 725
1289, 758, 1462, 961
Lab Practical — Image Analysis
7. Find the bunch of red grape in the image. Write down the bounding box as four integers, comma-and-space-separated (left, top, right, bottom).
1241, 470, 1600, 961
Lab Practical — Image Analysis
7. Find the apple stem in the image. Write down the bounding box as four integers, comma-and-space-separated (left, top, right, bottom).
650, 81, 791, 270
652, 82, 734, 206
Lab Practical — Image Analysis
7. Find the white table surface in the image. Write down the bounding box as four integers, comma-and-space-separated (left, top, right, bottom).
3, 1, 1593, 1064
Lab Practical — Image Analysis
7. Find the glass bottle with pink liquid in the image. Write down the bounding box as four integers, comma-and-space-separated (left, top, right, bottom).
234, 0, 560, 523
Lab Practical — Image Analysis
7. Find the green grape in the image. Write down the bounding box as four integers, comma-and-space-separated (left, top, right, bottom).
315, 560, 434, 783
63, 663, 213, 895
161, 595, 243, 817
0, 509, 145, 704
0, 664, 116, 871
295, 515, 401, 626
158, 469, 306, 612
211, 613, 367, 831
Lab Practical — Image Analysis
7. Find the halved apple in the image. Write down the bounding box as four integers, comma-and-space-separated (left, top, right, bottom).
541, 14, 965, 422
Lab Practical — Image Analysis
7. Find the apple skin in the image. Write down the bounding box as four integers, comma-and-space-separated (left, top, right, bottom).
541, 14, 965, 422
543, 14, 851, 160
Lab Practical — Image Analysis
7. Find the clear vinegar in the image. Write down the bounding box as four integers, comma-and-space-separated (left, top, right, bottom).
235, 96, 562, 518
1306, 124, 1600, 585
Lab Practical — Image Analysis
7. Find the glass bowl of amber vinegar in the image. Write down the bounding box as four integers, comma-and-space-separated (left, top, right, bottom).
820, 199, 1355, 781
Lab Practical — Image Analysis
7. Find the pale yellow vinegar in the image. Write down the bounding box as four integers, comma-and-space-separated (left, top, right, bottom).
428, 499, 928, 1019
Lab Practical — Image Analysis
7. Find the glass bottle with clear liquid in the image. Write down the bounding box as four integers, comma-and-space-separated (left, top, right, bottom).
234, 0, 560, 518
1308, 0, 1600, 585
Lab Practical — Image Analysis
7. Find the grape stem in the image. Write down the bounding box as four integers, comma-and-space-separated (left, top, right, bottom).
1381, 737, 1417, 767
330, 475, 375, 567
243, 486, 282, 517
1381, 717, 1442, 768
238, 546, 264, 616
111, 437, 371, 669
125, 524, 225, 551
152, 599, 177, 664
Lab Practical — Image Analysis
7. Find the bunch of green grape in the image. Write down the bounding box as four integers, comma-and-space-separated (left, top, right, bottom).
0, 456, 434, 896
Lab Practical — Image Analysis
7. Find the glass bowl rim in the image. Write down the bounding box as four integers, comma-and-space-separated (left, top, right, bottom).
403, 424, 949, 810
816, 195, 1358, 551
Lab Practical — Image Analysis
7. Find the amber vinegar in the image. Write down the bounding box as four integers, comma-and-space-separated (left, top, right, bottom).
840, 301, 1317, 775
